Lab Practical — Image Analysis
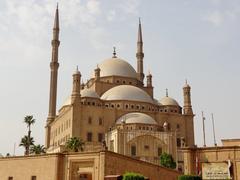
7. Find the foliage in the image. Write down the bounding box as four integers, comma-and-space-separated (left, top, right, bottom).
23, 115, 36, 155
19, 135, 34, 155
24, 115, 36, 128
30, 144, 46, 155
65, 137, 84, 152
160, 152, 177, 169
123, 172, 145, 180
178, 175, 202, 180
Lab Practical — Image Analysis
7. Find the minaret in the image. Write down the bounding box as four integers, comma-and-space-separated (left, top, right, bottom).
94, 65, 100, 81
136, 18, 144, 83
183, 80, 193, 115
146, 71, 152, 87
71, 66, 81, 104
47, 5, 60, 121
45, 5, 60, 148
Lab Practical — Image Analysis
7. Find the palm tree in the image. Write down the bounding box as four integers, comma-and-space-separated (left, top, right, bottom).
19, 135, 34, 155
30, 144, 46, 155
65, 137, 84, 152
23, 115, 35, 155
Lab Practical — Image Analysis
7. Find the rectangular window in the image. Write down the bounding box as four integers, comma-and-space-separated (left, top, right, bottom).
31, 176, 37, 180
88, 117, 92, 124
99, 118, 103, 125
158, 147, 162, 156
110, 140, 114, 151
177, 138, 181, 147
98, 133, 103, 142
87, 132, 92, 142
8, 177, 13, 180
131, 145, 136, 156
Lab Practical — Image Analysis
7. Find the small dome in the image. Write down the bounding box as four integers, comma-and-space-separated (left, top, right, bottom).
163, 121, 168, 128
116, 112, 157, 125
95, 57, 137, 79
62, 96, 71, 106
160, 96, 179, 106
154, 99, 162, 106
101, 85, 154, 104
62, 89, 99, 106
81, 88, 100, 98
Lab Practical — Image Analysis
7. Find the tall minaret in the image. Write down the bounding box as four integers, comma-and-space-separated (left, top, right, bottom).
47, 5, 60, 122
136, 18, 144, 84
45, 5, 60, 148
183, 81, 193, 115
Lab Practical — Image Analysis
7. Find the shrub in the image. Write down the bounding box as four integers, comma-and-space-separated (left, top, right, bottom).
123, 172, 145, 180
178, 175, 202, 180
160, 152, 176, 169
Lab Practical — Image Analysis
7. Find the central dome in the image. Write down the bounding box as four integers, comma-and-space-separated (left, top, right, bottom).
101, 85, 154, 104
97, 57, 137, 78
116, 112, 157, 125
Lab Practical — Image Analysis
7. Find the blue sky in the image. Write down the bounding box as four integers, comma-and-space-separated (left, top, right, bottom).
0, 0, 239, 155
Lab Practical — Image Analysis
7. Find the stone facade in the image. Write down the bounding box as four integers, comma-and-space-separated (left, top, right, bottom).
181, 142, 240, 179
0, 151, 181, 180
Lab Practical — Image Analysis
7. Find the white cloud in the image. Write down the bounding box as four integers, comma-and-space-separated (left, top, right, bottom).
120, 0, 140, 15
87, 0, 101, 15
107, 10, 116, 22
203, 11, 224, 26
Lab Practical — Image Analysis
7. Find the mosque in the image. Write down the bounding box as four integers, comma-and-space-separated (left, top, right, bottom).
2, 5, 240, 180
45, 5, 195, 171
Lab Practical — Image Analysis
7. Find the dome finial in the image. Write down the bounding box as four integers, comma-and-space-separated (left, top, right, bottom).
112, 46, 117, 58
166, 88, 168, 97
185, 79, 188, 85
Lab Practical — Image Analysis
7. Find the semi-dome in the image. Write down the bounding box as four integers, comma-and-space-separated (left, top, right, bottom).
116, 112, 157, 125
96, 57, 137, 78
101, 85, 154, 104
81, 88, 100, 98
62, 89, 99, 106
159, 96, 179, 106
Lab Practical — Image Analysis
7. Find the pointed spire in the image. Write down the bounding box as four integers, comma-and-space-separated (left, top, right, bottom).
136, 18, 144, 83
138, 17, 143, 43
166, 88, 168, 97
53, 4, 59, 30
112, 46, 117, 58
75, 65, 80, 74
184, 79, 190, 88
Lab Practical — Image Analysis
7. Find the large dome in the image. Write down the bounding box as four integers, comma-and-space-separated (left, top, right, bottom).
96, 57, 137, 78
101, 85, 154, 104
159, 96, 179, 106
116, 112, 157, 125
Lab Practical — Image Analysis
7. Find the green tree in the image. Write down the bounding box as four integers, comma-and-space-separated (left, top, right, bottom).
30, 144, 46, 155
65, 137, 84, 152
23, 115, 35, 155
160, 152, 176, 169
123, 172, 145, 180
178, 175, 202, 180
19, 135, 34, 155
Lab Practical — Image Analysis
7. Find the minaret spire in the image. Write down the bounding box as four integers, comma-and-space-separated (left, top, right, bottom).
166, 88, 168, 97
48, 4, 60, 120
46, 4, 60, 148
136, 18, 144, 84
